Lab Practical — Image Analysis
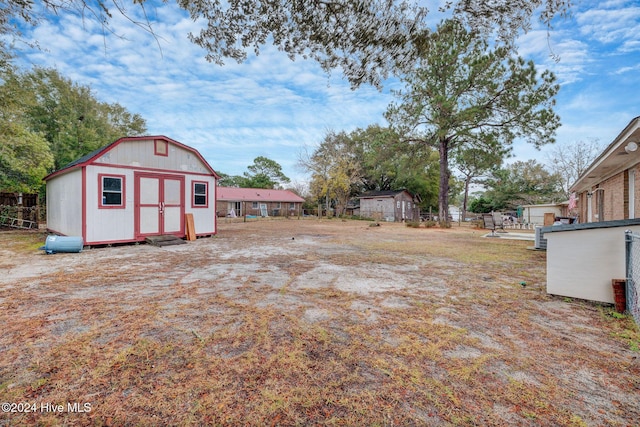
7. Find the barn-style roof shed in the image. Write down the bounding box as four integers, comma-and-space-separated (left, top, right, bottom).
44, 135, 219, 245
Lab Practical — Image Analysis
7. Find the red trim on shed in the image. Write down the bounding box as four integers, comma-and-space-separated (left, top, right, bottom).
82, 167, 87, 243
192, 180, 209, 208
154, 139, 169, 157
43, 135, 220, 181
98, 173, 126, 209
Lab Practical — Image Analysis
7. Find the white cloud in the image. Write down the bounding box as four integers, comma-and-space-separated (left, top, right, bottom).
14, 1, 399, 182
576, 6, 640, 46
614, 63, 640, 74
11, 0, 640, 182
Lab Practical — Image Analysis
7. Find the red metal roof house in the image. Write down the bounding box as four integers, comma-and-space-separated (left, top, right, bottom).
217, 187, 305, 217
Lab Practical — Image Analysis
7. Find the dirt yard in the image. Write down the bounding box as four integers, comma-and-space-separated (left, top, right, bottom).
0, 219, 638, 426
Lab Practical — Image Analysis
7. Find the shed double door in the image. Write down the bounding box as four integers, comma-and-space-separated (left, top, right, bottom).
135, 173, 184, 238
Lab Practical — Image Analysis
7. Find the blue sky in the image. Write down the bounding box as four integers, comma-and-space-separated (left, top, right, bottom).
11, 0, 640, 187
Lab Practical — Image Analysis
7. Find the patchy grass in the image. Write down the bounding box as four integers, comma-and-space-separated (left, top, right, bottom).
602, 308, 640, 352
0, 221, 638, 426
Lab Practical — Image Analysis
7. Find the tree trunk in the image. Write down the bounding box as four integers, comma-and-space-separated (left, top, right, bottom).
438, 137, 450, 227
325, 193, 331, 217
463, 175, 471, 219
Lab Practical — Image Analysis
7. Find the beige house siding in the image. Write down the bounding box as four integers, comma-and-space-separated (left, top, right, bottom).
545, 221, 640, 304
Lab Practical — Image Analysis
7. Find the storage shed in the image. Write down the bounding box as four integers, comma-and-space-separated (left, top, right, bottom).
358, 190, 420, 222
44, 136, 219, 245
520, 202, 569, 226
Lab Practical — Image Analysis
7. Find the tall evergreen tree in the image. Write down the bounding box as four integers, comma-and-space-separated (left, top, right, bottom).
386, 19, 560, 226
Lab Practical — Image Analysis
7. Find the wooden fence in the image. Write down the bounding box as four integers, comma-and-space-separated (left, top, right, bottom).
0, 205, 41, 229
0, 193, 39, 207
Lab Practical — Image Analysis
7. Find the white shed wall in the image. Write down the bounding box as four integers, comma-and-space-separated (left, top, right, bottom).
184, 175, 216, 235
46, 169, 83, 236
95, 139, 211, 174
523, 206, 562, 225
546, 224, 640, 304
85, 165, 135, 243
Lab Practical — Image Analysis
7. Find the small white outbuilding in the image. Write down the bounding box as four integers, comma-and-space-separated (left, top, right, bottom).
44, 135, 219, 245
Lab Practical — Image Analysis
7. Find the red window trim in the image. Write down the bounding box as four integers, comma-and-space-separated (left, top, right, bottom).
154, 139, 169, 157
98, 173, 126, 209
192, 180, 208, 208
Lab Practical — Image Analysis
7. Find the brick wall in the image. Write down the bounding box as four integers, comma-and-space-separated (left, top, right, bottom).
601, 172, 624, 221
578, 166, 640, 223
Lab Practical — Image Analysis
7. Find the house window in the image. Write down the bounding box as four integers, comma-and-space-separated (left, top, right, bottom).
252, 202, 259, 209
193, 181, 208, 207
155, 139, 168, 156
99, 174, 125, 209
275, 202, 281, 209
289, 203, 295, 210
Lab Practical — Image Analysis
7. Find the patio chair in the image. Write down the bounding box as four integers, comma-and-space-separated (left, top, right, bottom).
482, 212, 505, 237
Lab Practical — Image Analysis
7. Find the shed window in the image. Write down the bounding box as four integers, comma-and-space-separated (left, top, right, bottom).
99, 174, 125, 208
155, 139, 168, 156
193, 182, 208, 207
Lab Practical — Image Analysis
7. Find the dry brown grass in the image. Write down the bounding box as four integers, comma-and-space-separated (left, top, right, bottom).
0, 220, 638, 426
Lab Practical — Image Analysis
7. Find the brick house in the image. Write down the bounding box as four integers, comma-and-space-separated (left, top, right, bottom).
216, 187, 305, 217
571, 116, 640, 222
542, 116, 640, 305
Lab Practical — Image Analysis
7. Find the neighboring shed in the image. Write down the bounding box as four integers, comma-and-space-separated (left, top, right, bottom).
358, 190, 420, 222
521, 202, 569, 226
44, 136, 219, 245
216, 187, 305, 217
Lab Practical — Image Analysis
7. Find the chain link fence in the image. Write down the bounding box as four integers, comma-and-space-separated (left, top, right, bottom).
624, 231, 640, 326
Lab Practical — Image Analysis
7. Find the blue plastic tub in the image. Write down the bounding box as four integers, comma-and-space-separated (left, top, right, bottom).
40, 235, 84, 254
